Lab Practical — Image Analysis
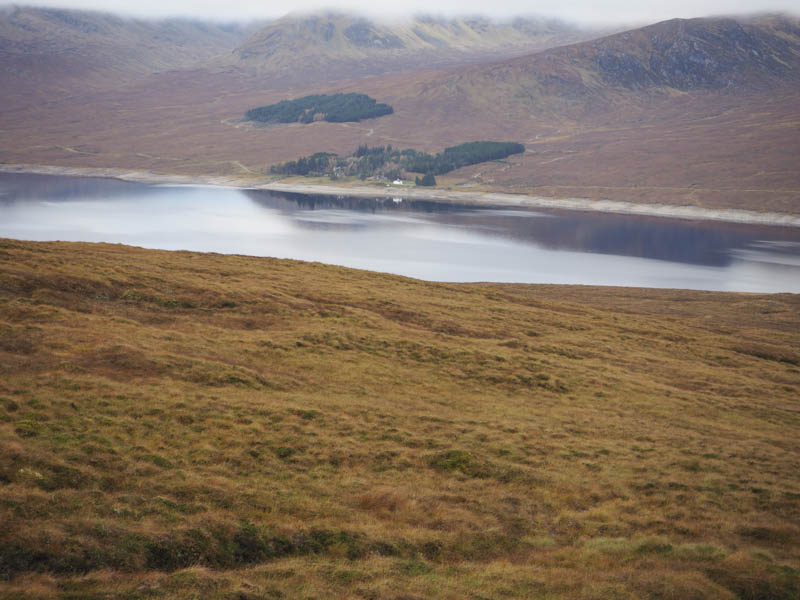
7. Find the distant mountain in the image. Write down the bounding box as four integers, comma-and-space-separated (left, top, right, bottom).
230, 12, 607, 81
422, 15, 800, 120
575, 15, 800, 90
0, 6, 251, 105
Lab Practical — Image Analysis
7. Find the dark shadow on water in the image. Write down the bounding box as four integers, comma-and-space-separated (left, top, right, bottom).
0, 173, 166, 203
245, 189, 800, 268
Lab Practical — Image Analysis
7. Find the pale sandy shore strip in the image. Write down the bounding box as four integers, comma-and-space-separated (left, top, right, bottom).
2, 163, 799, 228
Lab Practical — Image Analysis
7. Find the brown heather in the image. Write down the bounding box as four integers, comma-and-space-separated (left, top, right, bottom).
0, 238, 798, 599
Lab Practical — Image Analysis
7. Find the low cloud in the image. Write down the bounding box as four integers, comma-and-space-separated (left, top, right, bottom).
13, 0, 800, 25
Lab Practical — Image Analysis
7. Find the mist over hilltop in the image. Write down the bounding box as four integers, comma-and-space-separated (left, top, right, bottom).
8, 0, 800, 26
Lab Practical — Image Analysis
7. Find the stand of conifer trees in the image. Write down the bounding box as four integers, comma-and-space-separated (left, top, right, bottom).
269, 142, 524, 181
246, 94, 393, 124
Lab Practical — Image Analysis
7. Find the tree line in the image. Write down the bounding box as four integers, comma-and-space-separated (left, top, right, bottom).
403, 142, 525, 175
270, 142, 525, 184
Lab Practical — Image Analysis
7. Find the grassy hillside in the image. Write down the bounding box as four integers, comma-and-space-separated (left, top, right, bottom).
0, 239, 798, 598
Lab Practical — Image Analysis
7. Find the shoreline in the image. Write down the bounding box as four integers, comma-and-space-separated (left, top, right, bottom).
2, 162, 800, 228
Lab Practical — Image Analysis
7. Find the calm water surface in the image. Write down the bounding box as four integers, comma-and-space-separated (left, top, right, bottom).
1, 173, 799, 292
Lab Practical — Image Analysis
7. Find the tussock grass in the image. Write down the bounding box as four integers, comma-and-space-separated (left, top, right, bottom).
0, 239, 799, 598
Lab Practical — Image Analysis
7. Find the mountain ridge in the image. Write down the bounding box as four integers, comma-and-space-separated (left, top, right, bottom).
229, 11, 610, 81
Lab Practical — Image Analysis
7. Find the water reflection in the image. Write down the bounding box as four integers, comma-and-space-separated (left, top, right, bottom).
247, 190, 799, 269
1, 173, 799, 293
0, 172, 163, 203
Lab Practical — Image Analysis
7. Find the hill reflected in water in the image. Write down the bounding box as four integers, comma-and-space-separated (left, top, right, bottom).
247, 190, 800, 269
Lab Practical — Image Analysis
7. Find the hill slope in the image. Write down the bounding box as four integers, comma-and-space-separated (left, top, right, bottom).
432, 14, 800, 114
0, 6, 250, 107
379, 14, 800, 209
0, 239, 799, 598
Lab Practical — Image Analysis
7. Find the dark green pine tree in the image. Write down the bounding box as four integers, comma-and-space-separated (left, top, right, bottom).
419, 172, 436, 186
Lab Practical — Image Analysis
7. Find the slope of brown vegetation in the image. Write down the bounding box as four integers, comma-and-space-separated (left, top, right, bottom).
0, 239, 798, 598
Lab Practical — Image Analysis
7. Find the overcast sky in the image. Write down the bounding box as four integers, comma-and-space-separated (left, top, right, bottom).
9, 0, 800, 25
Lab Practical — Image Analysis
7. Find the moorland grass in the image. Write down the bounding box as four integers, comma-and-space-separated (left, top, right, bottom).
0, 238, 798, 599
